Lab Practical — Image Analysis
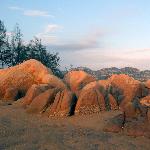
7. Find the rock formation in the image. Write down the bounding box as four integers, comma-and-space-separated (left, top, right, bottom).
75, 81, 106, 114
1, 59, 150, 138
108, 74, 146, 109
0, 59, 66, 101
64, 70, 96, 97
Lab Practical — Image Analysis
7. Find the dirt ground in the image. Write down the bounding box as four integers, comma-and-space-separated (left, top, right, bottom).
0, 104, 149, 150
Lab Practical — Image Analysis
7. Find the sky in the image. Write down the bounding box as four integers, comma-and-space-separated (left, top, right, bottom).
1, 0, 150, 70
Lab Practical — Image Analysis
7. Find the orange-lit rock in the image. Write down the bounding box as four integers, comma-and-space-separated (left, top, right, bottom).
145, 80, 150, 89
3, 87, 19, 101
98, 80, 110, 90
47, 89, 76, 116
42, 74, 66, 90
140, 95, 150, 107
21, 84, 51, 106
0, 59, 53, 101
64, 71, 96, 97
26, 88, 58, 114
108, 74, 143, 108
75, 81, 106, 114
124, 102, 137, 118
108, 94, 118, 110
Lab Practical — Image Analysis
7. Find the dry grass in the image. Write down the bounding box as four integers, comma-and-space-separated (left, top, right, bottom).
0, 104, 150, 150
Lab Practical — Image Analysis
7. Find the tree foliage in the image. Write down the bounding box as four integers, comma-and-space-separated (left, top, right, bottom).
0, 20, 7, 68
0, 20, 62, 77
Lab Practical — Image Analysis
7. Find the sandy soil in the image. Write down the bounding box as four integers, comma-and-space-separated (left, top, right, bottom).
0, 104, 150, 150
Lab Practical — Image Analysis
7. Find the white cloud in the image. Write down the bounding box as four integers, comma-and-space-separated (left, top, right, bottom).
44, 24, 62, 33
36, 33, 58, 45
36, 24, 63, 45
47, 29, 105, 51
8, 6, 24, 11
23, 10, 54, 17
8, 6, 54, 18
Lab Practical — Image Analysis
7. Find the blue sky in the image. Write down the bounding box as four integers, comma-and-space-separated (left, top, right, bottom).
1, 0, 150, 70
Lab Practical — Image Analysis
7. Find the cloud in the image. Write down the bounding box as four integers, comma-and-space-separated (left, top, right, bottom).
48, 29, 105, 51
129, 48, 150, 53
8, 6, 54, 18
8, 6, 24, 11
36, 33, 58, 45
23, 10, 54, 17
44, 24, 62, 33
36, 24, 63, 45
58, 48, 150, 70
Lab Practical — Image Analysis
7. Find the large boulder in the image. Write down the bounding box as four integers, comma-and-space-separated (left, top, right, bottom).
98, 80, 110, 90
3, 87, 19, 101
75, 81, 106, 114
123, 102, 138, 119
0, 59, 53, 101
98, 80, 118, 110
26, 88, 58, 114
64, 71, 96, 97
97, 80, 110, 97
140, 95, 150, 107
21, 84, 52, 106
46, 89, 76, 117
104, 95, 150, 138
145, 80, 150, 89
140, 96, 150, 121
108, 74, 145, 108
108, 94, 118, 110
42, 74, 66, 90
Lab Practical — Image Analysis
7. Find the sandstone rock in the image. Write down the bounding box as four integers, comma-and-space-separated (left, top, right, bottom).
75, 82, 106, 114
3, 87, 19, 101
97, 80, 110, 97
21, 84, 52, 106
140, 95, 150, 107
124, 102, 137, 119
0, 59, 53, 101
140, 96, 150, 121
98, 80, 110, 90
42, 74, 66, 90
108, 94, 118, 110
108, 74, 143, 108
26, 88, 58, 114
47, 89, 76, 117
64, 71, 96, 97
145, 80, 150, 89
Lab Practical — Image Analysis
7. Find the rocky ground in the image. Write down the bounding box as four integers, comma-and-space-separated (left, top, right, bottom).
0, 104, 149, 150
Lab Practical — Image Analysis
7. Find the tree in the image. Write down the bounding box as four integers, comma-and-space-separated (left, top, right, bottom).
0, 20, 7, 68
26, 37, 61, 77
0, 21, 62, 78
10, 24, 25, 66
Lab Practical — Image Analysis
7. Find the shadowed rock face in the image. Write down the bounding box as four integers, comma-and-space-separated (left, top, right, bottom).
46, 89, 75, 117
